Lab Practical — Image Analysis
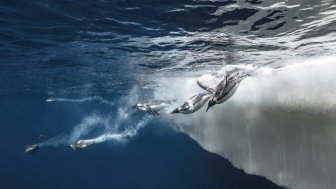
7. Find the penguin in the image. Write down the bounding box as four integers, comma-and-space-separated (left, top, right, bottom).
25, 144, 39, 154
171, 92, 212, 114
70, 140, 95, 151
206, 69, 249, 112
132, 100, 175, 115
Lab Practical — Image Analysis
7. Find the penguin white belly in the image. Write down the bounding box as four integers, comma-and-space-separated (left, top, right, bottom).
150, 103, 170, 111
181, 94, 211, 114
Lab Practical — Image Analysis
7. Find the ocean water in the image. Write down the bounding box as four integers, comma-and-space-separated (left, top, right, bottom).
1, 1, 336, 189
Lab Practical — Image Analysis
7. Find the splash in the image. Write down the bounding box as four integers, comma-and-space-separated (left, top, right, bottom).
46, 96, 115, 106
153, 57, 336, 189
39, 87, 152, 148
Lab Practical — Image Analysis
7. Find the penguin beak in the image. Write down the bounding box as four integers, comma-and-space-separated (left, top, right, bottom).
171, 108, 179, 114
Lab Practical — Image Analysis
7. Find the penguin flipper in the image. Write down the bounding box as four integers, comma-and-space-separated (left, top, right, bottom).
197, 81, 215, 94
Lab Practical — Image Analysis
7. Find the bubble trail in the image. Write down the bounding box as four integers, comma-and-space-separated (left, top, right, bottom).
46, 96, 115, 106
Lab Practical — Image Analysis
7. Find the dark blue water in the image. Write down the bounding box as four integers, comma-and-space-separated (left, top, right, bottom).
1, 96, 284, 189
2, 0, 335, 188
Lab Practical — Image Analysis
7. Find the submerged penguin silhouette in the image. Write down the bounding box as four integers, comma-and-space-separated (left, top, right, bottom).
25, 144, 39, 154
46, 98, 56, 102
171, 92, 212, 114
70, 140, 95, 151
132, 100, 175, 115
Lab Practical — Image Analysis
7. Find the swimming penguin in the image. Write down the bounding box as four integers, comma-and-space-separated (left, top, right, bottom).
206, 69, 249, 112
171, 92, 212, 114
70, 140, 95, 151
25, 144, 39, 154
46, 98, 55, 102
132, 100, 175, 115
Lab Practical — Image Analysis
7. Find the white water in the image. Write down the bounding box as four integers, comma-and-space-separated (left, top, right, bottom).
153, 57, 336, 189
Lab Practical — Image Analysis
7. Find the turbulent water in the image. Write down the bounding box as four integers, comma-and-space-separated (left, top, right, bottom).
1, 1, 336, 189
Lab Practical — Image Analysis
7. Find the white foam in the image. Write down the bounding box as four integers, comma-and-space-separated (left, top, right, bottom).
154, 57, 336, 189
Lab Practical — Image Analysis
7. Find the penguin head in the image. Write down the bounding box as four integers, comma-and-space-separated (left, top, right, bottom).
171, 108, 180, 114
206, 99, 216, 112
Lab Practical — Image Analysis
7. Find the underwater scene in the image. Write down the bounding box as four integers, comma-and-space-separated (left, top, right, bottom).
1, 0, 336, 189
